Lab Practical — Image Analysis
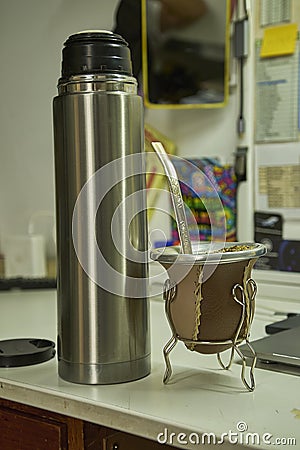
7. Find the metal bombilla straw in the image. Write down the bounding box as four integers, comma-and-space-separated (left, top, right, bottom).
151, 141, 193, 255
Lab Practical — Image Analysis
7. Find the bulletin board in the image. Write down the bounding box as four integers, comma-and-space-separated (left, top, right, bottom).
254, 0, 300, 222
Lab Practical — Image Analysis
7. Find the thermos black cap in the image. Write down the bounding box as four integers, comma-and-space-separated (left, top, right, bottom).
61, 31, 133, 80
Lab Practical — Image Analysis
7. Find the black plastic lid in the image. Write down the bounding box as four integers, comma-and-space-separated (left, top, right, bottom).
0, 338, 55, 368
60, 30, 133, 80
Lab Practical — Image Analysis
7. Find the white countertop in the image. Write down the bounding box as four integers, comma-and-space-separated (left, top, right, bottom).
0, 288, 300, 449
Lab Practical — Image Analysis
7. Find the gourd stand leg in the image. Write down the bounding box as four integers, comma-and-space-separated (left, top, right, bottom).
235, 340, 257, 392
217, 346, 235, 370
163, 334, 178, 384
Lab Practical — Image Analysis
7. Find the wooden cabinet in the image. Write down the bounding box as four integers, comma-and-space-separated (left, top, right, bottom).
0, 407, 68, 450
0, 399, 178, 450
0, 399, 83, 450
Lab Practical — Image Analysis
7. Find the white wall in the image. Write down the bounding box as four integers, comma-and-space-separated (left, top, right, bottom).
145, 96, 237, 162
0, 0, 119, 256
0, 0, 241, 261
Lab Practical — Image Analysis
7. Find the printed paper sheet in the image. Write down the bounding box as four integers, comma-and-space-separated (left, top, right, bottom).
255, 41, 299, 143
255, 143, 300, 219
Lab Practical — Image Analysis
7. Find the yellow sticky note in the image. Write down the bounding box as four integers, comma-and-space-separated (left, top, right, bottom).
260, 23, 298, 58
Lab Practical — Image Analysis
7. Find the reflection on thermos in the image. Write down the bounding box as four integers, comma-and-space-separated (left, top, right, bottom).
53, 31, 150, 384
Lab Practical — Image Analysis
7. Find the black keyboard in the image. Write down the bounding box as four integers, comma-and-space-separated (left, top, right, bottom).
0, 277, 57, 291
265, 314, 300, 334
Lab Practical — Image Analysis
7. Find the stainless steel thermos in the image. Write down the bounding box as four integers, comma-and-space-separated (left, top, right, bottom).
53, 31, 150, 384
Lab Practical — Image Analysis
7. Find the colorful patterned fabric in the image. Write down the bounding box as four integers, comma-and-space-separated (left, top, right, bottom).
170, 157, 237, 242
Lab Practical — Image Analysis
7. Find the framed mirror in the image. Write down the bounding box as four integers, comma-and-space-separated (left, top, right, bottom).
141, 0, 230, 109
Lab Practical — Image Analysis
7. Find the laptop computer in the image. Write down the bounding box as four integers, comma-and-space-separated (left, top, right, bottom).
240, 326, 300, 368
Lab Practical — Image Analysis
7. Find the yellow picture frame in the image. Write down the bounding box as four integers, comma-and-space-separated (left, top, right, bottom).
141, 0, 231, 109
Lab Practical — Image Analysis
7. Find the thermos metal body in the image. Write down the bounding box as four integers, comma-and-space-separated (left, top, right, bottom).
53, 32, 150, 384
